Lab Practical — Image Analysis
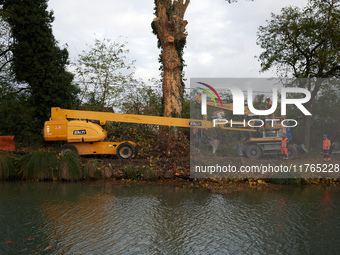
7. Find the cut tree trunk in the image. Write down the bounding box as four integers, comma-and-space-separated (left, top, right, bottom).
152, 0, 189, 118
161, 44, 183, 117
152, 0, 189, 154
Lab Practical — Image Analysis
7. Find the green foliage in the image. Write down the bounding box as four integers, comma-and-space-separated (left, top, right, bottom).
287, 79, 340, 147
83, 159, 102, 180
18, 151, 58, 180
0, 90, 46, 145
120, 78, 163, 116
0, 93, 27, 135
124, 165, 157, 181
59, 152, 81, 181
182, 92, 191, 119
257, 0, 340, 78
74, 38, 135, 110
0, 16, 14, 90
16, 150, 82, 181
95, 78, 166, 156
0, 150, 103, 181
257, 0, 340, 149
0, 151, 18, 180
1, 0, 79, 131
0, 16, 36, 140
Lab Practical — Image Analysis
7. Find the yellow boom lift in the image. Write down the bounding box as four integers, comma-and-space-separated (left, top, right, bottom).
44, 107, 251, 159
194, 94, 302, 159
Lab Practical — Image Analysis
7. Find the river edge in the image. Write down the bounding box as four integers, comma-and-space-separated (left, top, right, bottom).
1, 149, 340, 192
3, 177, 339, 197
86, 178, 340, 195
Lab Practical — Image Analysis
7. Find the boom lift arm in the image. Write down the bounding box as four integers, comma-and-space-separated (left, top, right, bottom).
47, 107, 213, 128
194, 94, 284, 131
194, 94, 301, 159
44, 107, 251, 158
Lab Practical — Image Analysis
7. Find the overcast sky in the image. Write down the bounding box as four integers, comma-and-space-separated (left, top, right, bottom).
48, 0, 308, 86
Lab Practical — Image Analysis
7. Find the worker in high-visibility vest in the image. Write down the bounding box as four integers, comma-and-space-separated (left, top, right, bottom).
193, 128, 202, 148
266, 98, 272, 109
323, 134, 331, 162
281, 133, 289, 160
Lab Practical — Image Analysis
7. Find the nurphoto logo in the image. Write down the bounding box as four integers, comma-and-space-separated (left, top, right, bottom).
198, 82, 312, 116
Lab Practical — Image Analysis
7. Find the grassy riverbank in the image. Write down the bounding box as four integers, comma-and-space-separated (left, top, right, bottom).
1, 148, 339, 193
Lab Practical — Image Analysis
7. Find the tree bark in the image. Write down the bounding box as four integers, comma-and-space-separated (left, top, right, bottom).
152, 0, 189, 118
152, 0, 189, 155
161, 43, 183, 117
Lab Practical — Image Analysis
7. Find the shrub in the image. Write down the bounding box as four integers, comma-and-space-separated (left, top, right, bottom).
124, 165, 157, 181
18, 151, 58, 180
0, 152, 18, 180
83, 159, 102, 180
58, 152, 81, 181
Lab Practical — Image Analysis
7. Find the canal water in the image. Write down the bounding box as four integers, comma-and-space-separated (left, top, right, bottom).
0, 182, 339, 254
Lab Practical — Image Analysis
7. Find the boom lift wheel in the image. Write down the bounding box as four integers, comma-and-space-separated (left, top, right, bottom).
60, 144, 78, 156
245, 144, 261, 159
117, 142, 135, 159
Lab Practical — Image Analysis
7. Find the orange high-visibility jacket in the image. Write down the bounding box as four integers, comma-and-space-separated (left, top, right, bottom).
193, 128, 202, 135
323, 138, 331, 150
267, 100, 272, 108
281, 137, 288, 148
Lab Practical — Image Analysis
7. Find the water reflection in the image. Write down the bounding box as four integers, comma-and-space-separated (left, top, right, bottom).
0, 182, 339, 254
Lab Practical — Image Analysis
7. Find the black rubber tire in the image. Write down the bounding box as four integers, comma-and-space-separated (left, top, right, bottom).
60, 144, 78, 156
288, 145, 298, 160
117, 142, 135, 159
245, 144, 262, 159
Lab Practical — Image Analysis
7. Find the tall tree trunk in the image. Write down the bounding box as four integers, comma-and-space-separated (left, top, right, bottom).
152, 0, 189, 118
152, 0, 189, 155
162, 42, 183, 117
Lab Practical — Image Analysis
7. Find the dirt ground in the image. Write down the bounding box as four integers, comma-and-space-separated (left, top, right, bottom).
95, 149, 340, 182
8, 140, 339, 194
91, 151, 340, 195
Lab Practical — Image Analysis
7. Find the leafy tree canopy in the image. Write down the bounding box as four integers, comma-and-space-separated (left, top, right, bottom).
257, 0, 340, 79
257, 0, 340, 149
1, 0, 79, 129
74, 38, 135, 111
